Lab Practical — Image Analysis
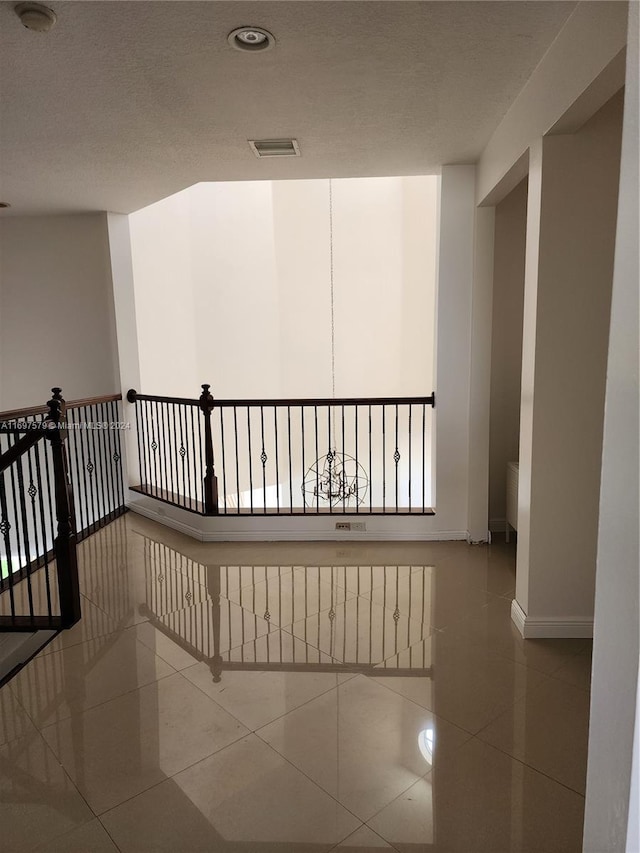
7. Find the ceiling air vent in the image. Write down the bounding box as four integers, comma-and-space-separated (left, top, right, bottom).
248, 139, 301, 158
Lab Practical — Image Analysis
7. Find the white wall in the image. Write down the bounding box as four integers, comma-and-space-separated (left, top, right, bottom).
477, 1, 628, 205
128, 189, 198, 398
488, 179, 527, 525
584, 2, 639, 847
0, 214, 119, 409
514, 91, 624, 636
433, 166, 475, 533
129, 177, 437, 401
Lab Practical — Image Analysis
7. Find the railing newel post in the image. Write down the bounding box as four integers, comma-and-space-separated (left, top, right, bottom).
199, 384, 219, 515
45, 387, 81, 628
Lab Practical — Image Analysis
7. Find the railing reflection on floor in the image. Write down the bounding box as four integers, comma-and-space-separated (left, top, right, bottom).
137, 533, 434, 682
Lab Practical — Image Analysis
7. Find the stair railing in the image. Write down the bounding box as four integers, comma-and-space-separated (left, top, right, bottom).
0, 388, 81, 630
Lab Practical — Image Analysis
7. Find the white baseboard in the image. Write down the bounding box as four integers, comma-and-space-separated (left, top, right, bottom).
127, 501, 468, 543
510, 599, 593, 639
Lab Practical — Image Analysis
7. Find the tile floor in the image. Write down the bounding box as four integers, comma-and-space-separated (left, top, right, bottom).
0, 514, 592, 852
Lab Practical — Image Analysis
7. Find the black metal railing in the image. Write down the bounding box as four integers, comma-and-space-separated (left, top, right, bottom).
0, 389, 126, 630
0, 390, 81, 630
127, 386, 435, 516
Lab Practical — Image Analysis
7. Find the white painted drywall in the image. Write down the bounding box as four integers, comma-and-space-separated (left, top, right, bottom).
515, 91, 624, 632
488, 179, 527, 526
107, 212, 142, 485
584, 2, 639, 847
128, 189, 198, 398
0, 214, 119, 409
477, 1, 628, 205
432, 166, 475, 532
129, 177, 437, 400
466, 204, 494, 542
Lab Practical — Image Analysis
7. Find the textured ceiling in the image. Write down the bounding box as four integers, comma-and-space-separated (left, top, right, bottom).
0, 1, 576, 215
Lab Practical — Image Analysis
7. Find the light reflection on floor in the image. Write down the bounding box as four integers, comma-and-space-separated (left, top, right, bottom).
1, 513, 591, 852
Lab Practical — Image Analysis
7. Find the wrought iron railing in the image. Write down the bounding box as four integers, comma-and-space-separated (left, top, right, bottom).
0, 389, 126, 631
0, 390, 80, 630
127, 386, 435, 515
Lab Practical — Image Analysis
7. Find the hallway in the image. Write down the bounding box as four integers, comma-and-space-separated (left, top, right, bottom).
0, 514, 591, 852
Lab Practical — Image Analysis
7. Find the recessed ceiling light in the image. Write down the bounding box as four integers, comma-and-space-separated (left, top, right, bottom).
0, 202, 11, 209
249, 139, 300, 158
228, 26, 275, 53
14, 2, 57, 33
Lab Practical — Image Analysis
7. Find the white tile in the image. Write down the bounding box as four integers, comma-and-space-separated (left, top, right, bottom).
0, 731, 93, 852
11, 627, 175, 727
32, 819, 120, 853
368, 738, 585, 852
102, 734, 360, 852
41, 672, 248, 813
333, 824, 394, 849
183, 652, 349, 731
258, 674, 469, 821
0, 686, 37, 746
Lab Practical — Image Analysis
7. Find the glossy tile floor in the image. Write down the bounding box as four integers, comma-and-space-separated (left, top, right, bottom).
0, 514, 592, 852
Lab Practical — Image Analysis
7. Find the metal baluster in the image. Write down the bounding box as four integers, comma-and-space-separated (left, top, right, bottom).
314, 406, 319, 512
274, 407, 280, 513
67, 407, 84, 535
341, 404, 346, 514
189, 405, 197, 511
33, 441, 53, 619
197, 403, 205, 512
134, 400, 149, 494
247, 406, 253, 513
219, 407, 227, 515
15, 452, 35, 618
422, 402, 426, 512
160, 401, 170, 504
395, 403, 399, 514
163, 402, 174, 504
96, 403, 109, 522
139, 399, 149, 496
171, 403, 179, 506
233, 407, 240, 515
151, 400, 161, 501
112, 400, 125, 510
369, 405, 373, 513
83, 406, 98, 532
408, 404, 412, 512
327, 406, 332, 515
260, 405, 266, 514
287, 406, 292, 513
382, 406, 386, 513
75, 409, 91, 533
301, 406, 306, 514
0, 469, 17, 621
7, 433, 24, 599
178, 404, 187, 508
102, 402, 115, 519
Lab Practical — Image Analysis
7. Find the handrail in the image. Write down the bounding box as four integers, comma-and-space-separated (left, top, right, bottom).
127, 389, 435, 408
0, 428, 45, 474
0, 393, 123, 423
0, 388, 82, 631
127, 384, 436, 516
